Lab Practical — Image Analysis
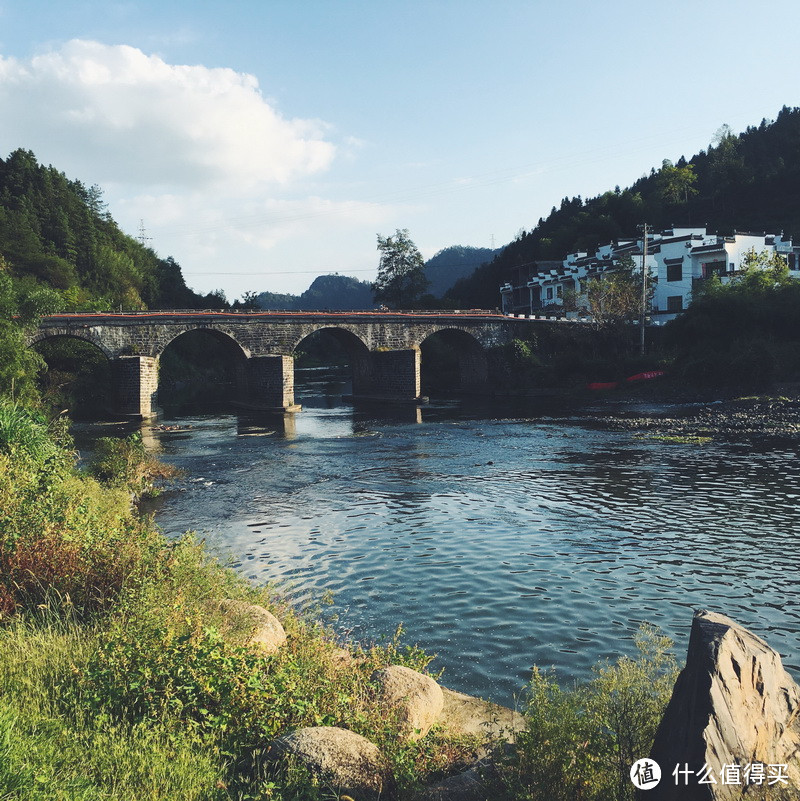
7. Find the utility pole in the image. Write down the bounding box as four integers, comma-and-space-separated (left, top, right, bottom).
640, 222, 649, 356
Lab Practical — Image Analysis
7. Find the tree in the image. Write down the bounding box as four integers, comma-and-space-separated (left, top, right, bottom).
586, 254, 650, 330
656, 159, 698, 204
372, 229, 429, 309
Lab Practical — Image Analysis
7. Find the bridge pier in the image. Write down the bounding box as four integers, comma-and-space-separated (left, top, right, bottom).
247, 355, 300, 412
354, 348, 422, 403
113, 355, 159, 419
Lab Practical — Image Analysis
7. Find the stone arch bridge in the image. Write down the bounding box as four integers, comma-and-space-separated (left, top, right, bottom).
30, 310, 523, 418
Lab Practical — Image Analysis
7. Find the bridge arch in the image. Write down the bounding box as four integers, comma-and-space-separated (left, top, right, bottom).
158, 327, 250, 409
29, 329, 115, 360
32, 333, 114, 416
155, 325, 251, 360
419, 327, 488, 394
291, 326, 373, 399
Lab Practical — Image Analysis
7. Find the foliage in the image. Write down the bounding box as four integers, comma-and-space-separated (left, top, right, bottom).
88, 433, 178, 496
656, 159, 698, 204
0, 403, 164, 616
0, 616, 222, 801
372, 229, 429, 309
0, 255, 61, 402
499, 625, 678, 801
586, 268, 644, 329
0, 148, 218, 311
448, 106, 800, 308
667, 250, 800, 388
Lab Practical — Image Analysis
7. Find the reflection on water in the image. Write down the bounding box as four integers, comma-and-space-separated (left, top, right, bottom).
129, 370, 800, 704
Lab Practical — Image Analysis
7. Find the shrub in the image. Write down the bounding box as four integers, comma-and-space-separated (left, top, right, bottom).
0, 412, 161, 617
88, 433, 177, 496
498, 625, 678, 801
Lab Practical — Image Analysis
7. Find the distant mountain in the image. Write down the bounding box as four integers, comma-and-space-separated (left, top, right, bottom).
257, 274, 374, 311
423, 246, 499, 298
255, 290, 298, 310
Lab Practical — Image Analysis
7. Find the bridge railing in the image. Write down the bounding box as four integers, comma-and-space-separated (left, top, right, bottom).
42, 308, 505, 317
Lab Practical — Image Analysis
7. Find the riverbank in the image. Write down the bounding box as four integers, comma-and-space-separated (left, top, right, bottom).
537, 384, 800, 443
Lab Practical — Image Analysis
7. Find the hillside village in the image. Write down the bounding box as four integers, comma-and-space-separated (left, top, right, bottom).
500, 227, 800, 320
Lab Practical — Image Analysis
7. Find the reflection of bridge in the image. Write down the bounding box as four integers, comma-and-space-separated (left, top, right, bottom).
31, 310, 522, 418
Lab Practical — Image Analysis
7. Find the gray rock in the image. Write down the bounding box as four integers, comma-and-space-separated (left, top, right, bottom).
269, 726, 394, 801
218, 599, 287, 655
372, 665, 444, 741
648, 611, 800, 800
413, 767, 487, 801
436, 687, 526, 745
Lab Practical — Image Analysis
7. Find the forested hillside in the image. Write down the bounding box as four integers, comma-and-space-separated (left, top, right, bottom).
423, 245, 498, 298
447, 105, 800, 307
257, 274, 374, 310
0, 149, 222, 310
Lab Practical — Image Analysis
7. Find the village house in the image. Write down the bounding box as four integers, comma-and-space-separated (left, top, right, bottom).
500, 227, 800, 321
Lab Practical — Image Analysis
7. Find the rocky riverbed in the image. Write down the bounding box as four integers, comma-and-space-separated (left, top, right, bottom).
567, 393, 800, 443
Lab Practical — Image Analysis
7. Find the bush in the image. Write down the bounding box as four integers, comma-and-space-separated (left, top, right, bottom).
498, 625, 678, 801
88, 433, 177, 496
0, 410, 161, 617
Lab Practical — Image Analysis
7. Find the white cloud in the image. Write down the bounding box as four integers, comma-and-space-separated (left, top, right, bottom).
0, 39, 335, 190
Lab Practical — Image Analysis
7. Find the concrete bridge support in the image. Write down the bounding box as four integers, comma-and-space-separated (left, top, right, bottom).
113, 355, 159, 419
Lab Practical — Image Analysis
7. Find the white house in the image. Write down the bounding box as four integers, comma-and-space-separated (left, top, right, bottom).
499, 227, 800, 321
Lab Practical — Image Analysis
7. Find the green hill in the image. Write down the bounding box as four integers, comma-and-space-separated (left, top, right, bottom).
446, 105, 800, 308
257, 274, 374, 310
0, 148, 221, 310
424, 246, 498, 298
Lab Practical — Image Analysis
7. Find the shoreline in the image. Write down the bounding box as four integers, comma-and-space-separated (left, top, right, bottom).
538, 386, 800, 443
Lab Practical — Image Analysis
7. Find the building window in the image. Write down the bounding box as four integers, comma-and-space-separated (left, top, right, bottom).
666, 263, 682, 282
666, 295, 683, 313
546, 287, 553, 300
556, 285, 563, 298
702, 260, 726, 279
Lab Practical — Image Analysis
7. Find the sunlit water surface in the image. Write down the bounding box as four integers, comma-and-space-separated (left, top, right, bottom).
135, 369, 800, 705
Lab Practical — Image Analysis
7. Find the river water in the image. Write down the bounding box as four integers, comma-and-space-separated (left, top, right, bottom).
141, 368, 800, 705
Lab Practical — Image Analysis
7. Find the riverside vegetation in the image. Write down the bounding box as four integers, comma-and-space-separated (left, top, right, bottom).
0, 267, 680, 799
0, 397, 681, 801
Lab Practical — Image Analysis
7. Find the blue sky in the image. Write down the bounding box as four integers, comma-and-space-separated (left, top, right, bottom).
1, 0, 798, 299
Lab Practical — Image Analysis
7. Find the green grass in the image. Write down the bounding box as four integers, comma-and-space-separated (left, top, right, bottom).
0, 400, 687, 799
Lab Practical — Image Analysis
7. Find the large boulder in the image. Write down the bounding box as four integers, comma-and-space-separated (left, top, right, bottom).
269, 726, 394, 801
647, 610, 800, 800
372, 665, 444, 741
218, 599, 287, 655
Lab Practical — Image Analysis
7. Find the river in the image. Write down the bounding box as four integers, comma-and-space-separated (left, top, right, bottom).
135, 367, 800, 706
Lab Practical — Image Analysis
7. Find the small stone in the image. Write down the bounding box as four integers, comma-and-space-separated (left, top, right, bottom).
371, 665, 444, 741
269, 726, 394, 801
414, 767, 486, 801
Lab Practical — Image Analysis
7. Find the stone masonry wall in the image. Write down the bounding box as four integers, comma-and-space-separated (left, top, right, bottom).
31, 313, 526, 415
